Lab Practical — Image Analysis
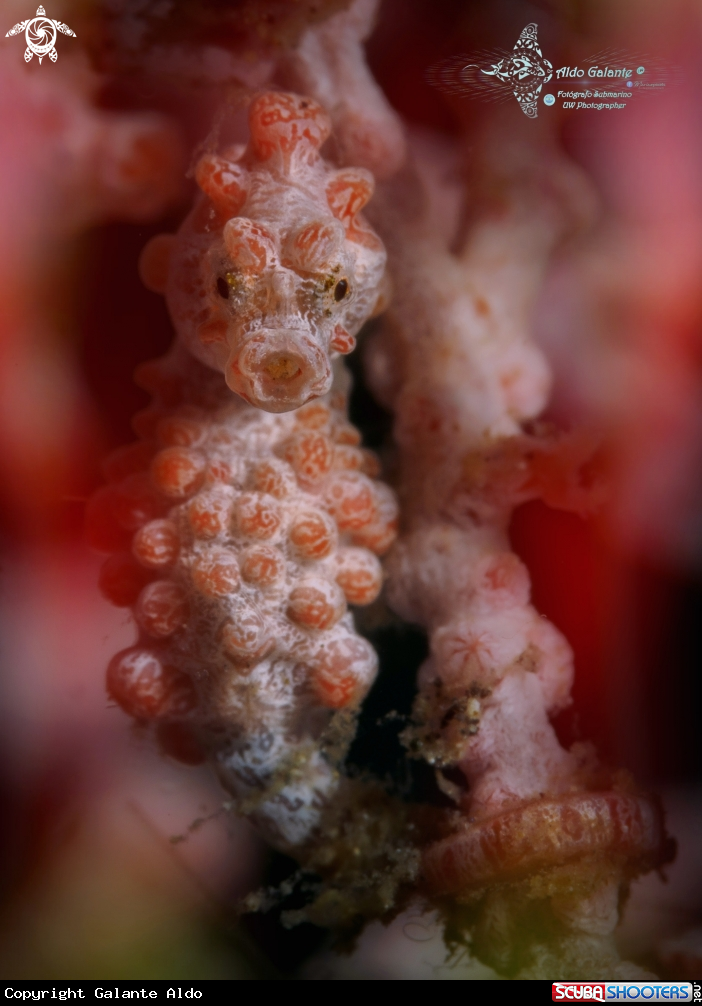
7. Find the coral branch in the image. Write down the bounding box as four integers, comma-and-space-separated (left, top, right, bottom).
282, 0, 406, 178
365, 111, 672, 975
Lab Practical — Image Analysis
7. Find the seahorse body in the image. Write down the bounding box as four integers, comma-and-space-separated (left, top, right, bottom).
92, 93, 397, 848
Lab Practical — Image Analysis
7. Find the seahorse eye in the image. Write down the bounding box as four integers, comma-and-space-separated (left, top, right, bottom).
216, 277, 229, 299
334, 279, 349, 302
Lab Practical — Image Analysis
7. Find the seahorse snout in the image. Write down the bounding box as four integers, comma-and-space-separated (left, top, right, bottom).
226, 329, 332, 412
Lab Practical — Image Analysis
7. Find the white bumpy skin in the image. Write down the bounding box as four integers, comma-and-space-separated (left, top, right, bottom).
94, 89, 395, 850
140, 91, 387, 414
91, 349, 398, 849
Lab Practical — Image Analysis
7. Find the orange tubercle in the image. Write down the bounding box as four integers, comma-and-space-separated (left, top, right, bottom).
349, 482, 399, 554
288, 578, 346, 630
191, 548, 241, 598
107, 647, 197, 720
335, 547, 383, 605
248, 91, 331, 163
240, 544, 285, 586
223, 218, 276, 275
197, 319, 228, 346
351, 520, 398, 556
326, 168, 374, 224
310, 636, 377, 709
187, 486, 236, 539
151, 447, 206, 499
289, 508, 337, 560
195, 152, 248, 219
323, 471, 376, 531
135, 579, 189, 637
330, 325, 356, 355
281, 430, 334, 489
235, 492, 282, 539
250, 459, 295, 498
132, 518, 180, 568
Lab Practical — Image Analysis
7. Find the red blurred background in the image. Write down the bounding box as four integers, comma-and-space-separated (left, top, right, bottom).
1, 0, 701, 978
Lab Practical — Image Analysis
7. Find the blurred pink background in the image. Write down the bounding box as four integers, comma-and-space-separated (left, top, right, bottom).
1, 0, 701, 979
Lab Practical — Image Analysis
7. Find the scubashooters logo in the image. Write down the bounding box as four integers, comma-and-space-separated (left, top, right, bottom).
479, 24, 552, 118
552, 982, 693, 1000
5, 5, 76, 63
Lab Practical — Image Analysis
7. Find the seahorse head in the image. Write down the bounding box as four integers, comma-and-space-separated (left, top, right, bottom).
140, 92, 388, 413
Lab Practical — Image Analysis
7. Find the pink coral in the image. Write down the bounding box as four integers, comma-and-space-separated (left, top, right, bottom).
282, 0, 407, 179
363, 112, 670, 969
